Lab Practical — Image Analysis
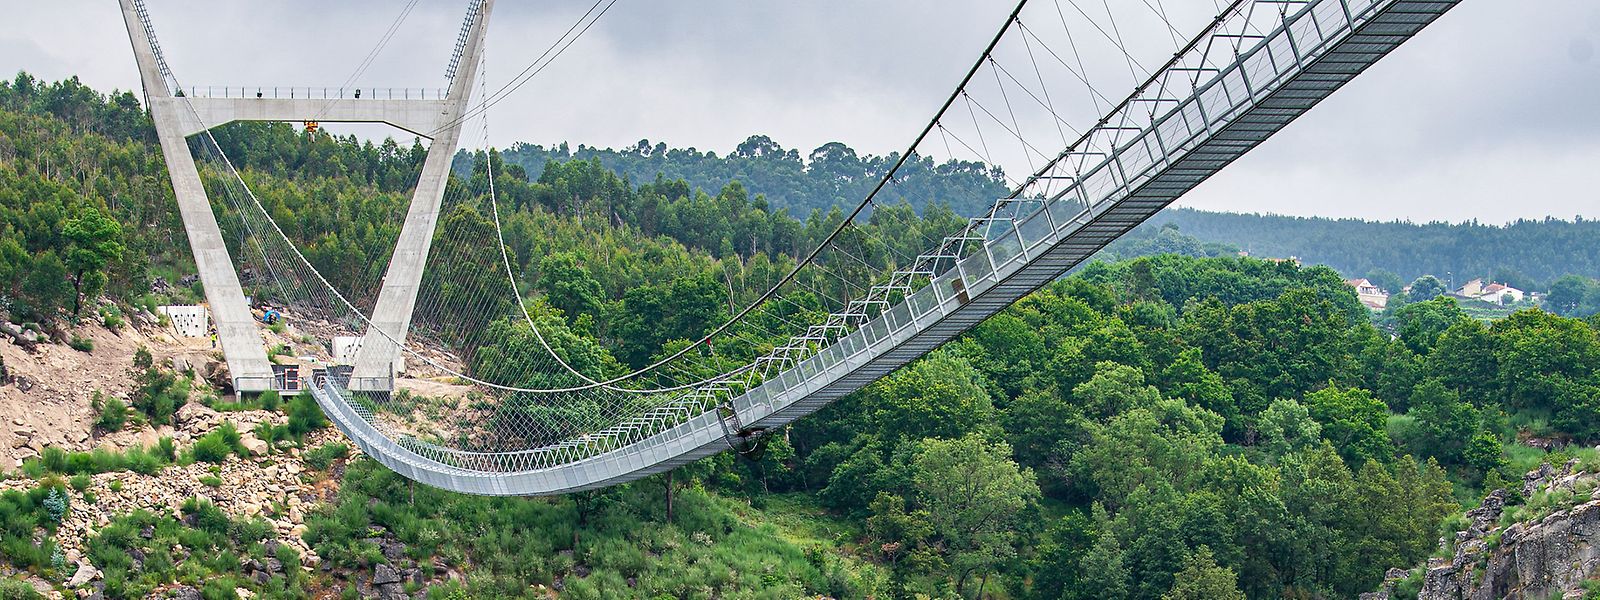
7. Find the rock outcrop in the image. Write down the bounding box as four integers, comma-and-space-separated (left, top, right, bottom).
1417, 459, 1600, 600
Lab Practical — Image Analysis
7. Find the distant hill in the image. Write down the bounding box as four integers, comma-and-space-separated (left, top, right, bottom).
488, 136, 1597, 291
1134, 208, 1600, 289
494, 135, 1011, 218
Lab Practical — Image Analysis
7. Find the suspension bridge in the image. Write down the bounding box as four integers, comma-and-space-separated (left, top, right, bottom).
121, 0, 1460, 495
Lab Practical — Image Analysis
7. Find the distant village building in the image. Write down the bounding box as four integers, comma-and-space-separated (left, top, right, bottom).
1236, 251, 1301, 266
1344, 278, 1390, 311
1453, 278, 1525, 305
1479, 283, 1525, 305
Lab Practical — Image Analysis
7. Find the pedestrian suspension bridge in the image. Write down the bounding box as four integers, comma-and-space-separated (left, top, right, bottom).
121, 0, 1461, 495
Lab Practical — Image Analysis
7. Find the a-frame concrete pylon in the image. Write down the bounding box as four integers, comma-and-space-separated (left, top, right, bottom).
351, 1, 494, 391
118, 0, 495, 392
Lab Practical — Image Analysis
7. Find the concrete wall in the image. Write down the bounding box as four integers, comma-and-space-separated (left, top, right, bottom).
158, 305, 209, 338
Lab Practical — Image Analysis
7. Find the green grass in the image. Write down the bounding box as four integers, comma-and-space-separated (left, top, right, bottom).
67, 335, 94, 352
1504, 443, 1551, 476
18, 441, 176, 478
188, 422, 247, 463
730, 493, 861, 550
303, 442, 349, 471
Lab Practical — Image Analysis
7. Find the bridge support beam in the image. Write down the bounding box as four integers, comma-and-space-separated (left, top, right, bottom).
165, 97, 454, 139
350, 0, 495, 391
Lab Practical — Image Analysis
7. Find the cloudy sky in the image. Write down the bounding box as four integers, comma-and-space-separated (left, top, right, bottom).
4, 1, 1597, 224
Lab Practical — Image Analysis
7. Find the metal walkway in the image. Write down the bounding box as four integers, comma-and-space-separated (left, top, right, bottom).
311, 0, 1462, 495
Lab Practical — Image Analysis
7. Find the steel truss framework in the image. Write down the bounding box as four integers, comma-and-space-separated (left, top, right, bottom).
297, 0, 1462, 495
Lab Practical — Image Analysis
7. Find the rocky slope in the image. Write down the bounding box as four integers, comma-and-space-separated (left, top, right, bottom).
1407, 459, 1600, 600
0, 314, 360, 598
0, 308, 227, 470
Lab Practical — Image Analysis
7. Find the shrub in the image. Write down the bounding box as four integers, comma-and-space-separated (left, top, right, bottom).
154, 437, 177, 461
132, 367, 189, 426
190, 435, 232, 464
93, 392, 129, 432
287, 395, 327, 439
108, 480, 123, 493
132, 345, 153, 369
41, 488, 67, 523
67, 335, 93, 352
190, 423, 246, 464
198, 475, 222, 488
257, 390, 282, 411
121, 450, 156, 476
304, 442, 350, 470
39, 447, 68, 474
0, 578, 42, 599
179, 496, 230, 534
100, 305, 124, 331
253, 421, 288, 446
68, 474, 90, 493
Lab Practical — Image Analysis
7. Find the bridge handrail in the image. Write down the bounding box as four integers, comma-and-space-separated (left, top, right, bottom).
181, 86, 449, 100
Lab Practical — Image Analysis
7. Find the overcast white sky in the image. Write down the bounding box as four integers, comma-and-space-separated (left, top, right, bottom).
3, 1, 1598, 224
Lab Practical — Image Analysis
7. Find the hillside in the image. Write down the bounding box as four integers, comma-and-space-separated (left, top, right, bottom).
493, 136, 1010, 218
1139, 208, 1600, 288
492, 139, 1600, 303
5, 73, 1600, 599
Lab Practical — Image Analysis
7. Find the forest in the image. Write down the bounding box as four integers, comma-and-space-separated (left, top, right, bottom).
497, 137, 1600, 306
492, 136, 1010, 218
3, 72, 1600, 599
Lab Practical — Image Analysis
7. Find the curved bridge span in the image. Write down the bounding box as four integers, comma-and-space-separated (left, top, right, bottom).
304, 0, 1461, 495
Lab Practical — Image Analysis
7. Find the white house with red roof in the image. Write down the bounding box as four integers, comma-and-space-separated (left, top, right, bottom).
1454, 278, 1525, 305
1345, 278, 1390, 311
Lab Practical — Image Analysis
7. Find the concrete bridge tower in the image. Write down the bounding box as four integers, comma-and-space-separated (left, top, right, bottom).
118, 0, 495, 392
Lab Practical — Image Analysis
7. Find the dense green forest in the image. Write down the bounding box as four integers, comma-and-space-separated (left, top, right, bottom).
495, 138, 1600, 306
492, 136, 1010, 218
5, 72, 1600, 599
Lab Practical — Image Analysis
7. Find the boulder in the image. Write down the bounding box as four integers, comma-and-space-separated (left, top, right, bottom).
379, 539, 406, 561
66, 562, 98, 587
239, 433, 269, 456
373, 563, 402, 586
174, 403, 219, 430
